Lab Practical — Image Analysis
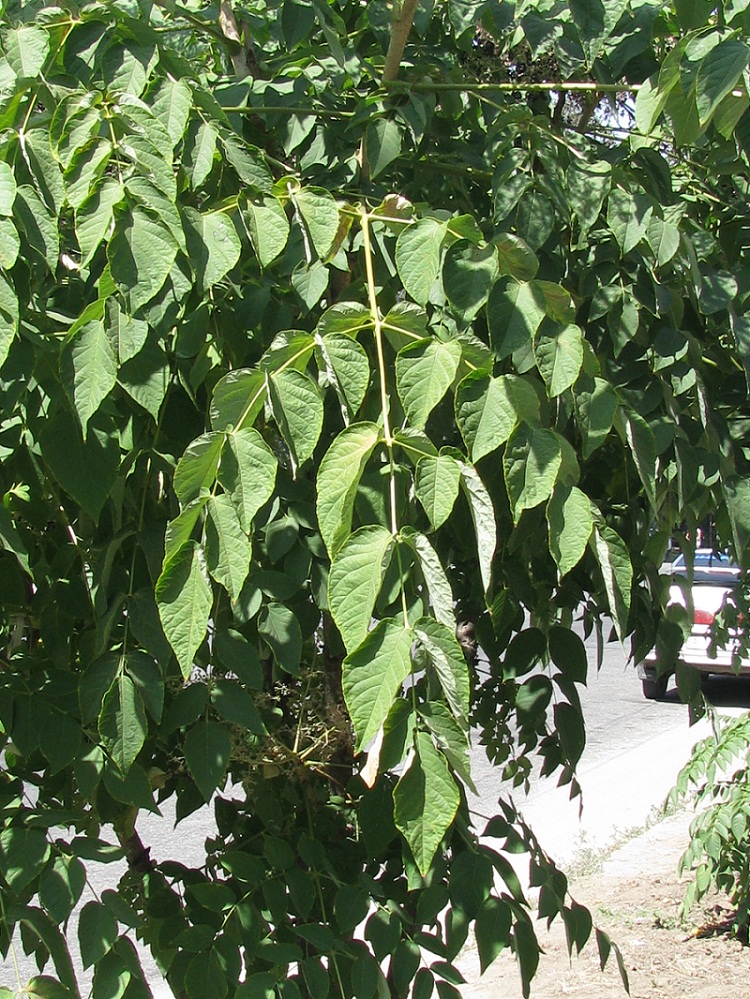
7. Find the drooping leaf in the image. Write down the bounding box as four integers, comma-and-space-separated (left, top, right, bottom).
219, 428, 278, 532
184, 120, 218, 188
211, 368, 267, 432
78, 900, 118, 969
317, 333, 371, 419
4, 24, 49, 77
547, 484, 594, 577
414, 617, 470, 722
475, 897, 512, 973
443, 242, 499, 319
456, 372, 538, 461
258, 602, 302, 675
243, 197, 290, 267
268, 369, 323, 469
395, 218, 446, 305
342, 618, 413, 752
205, 494, 251, 602
575, 376, 618, 458
0, 827, 49, 891
62, 319, 117, 435
365, 118, 402, 179
503, 425, 563, 524
696, 39, 749, 125
459, 463, 496, 596
295, 186, 341, 260
316, 422, 381, 556
401, 528, 455, 629
329, 526, 395, 653
393, 732, 460, 875
173, 432, 224, 506
184, 208, 242, 291
108, 208, 178, 314
487, 279, 546, 359
590, 520, 632, 639
533, 323, 584, 397
184, 720, 231, 801
414, 453, 461, 529
98, 674, 147, 775
156, 541, 213, 679
396, 338, 462, 429
40, 409, 120, 522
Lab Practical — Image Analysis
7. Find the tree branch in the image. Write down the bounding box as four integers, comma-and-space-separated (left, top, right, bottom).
382, 0, 421, 83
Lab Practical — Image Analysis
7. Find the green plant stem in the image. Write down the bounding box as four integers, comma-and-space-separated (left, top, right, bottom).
360, 209, 410, 629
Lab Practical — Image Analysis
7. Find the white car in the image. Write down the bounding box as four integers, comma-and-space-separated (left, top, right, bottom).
637, 550, 744, 699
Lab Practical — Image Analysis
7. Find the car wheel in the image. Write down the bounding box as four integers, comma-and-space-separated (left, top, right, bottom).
642, 674, 669, 700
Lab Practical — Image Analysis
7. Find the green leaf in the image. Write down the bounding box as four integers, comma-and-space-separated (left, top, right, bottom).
396, 338, 461, 429
0, 505, 30, 574
106, 301, 148, 363
475, 897, 512, 973
487, 279, 545, 359
393, 732, 460, 875
221, 133, 272, 191
317, 333, 371, 419
365, 118, 402, 178
39, 855, 86, 924
243, 197, 290, 267
566, 161, 610, 233
269, 369, 323, 469
0, 827, 49, 890
15, 185, 59, 269
23, 129, 64, 214
99, 674, 147, 775
108, 208, 178, 314
126, 652, 164, 723
185, 948, 228, 999
493, 232, 538, 281
26, 976, 72, 999
396, 218, 446, 305
606, 189, 652, 254
414, 618, 469, 722
724, 475, 750, 554
62, 319, 117, 435
342, 618, 413, 752
635, 73, 672, 134
156, 541, 213, 679
118, 333, 170, 420
329, 526, 395, 653
575, 376, 618, 458
76, 178, 124, 268
616, 408, 657, 510
696, 39, 749, 125
0, 160, 17, 215
316, 422, 381, 556
590, 520, 632, 639
4, 25, 49, 77
534, 323, 584, 397
185, 120, 218, 188
211, 368, 266, 432
205, 494, 251, 602
414, 453, 461, 529
0, 271, 17, 366
295, 187, 341, 260
184, 720, 231, 801
401, 528, 455, 630
0, 217, 20, 269
219, 428, 278, 532
78, 900, 118, 969
503, 425, 563, 524
443, 242, 499, 320
152, 79, 192, 147
164, 498, 207, 565
547, 484, 594, 577
456, 373, 537, 460
40, 409, 120, 522
258, 602, 302, 675
647, 217, 680, 267
14, 908, 79, 995
458, 463, 496, 596
184, 208, 241, 291
210, 678, 266, 734
174, 432, 224, 506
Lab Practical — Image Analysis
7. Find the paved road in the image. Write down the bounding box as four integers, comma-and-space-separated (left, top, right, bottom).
6, 637, 750, 995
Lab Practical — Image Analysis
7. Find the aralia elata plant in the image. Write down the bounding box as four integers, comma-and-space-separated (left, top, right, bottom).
2, 1, 750, 997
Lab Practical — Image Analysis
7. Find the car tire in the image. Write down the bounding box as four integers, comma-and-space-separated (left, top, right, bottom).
642, 674, 669, 700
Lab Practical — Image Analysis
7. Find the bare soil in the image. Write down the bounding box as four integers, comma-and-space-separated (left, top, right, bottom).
459, 812, 750, 998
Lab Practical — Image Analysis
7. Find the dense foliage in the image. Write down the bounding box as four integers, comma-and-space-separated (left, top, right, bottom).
2, 0, 750, 996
